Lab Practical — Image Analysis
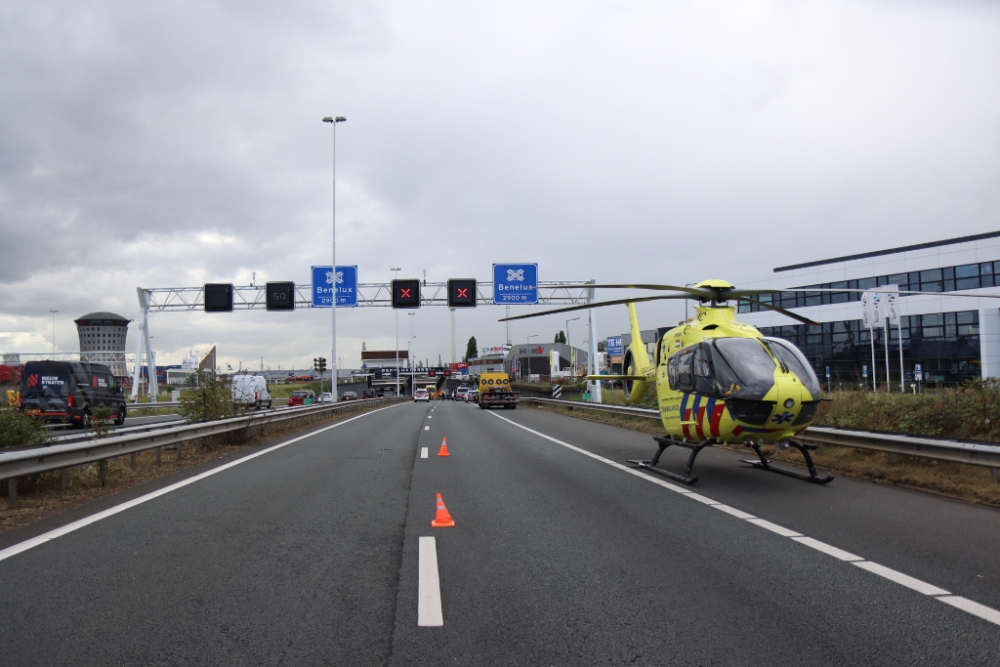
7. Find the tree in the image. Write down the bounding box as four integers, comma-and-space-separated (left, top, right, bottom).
554, 331, 566, 344
597, 340, 606, 352
464, 336, 478, 362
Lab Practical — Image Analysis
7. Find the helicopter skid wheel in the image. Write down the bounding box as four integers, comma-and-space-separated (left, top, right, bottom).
743, 440, 833, 485
628, 436, 714, 486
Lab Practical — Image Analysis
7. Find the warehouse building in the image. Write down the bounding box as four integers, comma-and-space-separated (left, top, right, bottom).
736, 231, 1000, 385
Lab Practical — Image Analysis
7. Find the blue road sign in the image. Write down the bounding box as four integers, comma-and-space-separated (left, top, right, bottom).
606, 336, 623, 356
312, 265, 358, 307
492, 263, 538, 305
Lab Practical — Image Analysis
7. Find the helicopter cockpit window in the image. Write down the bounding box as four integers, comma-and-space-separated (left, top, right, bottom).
764, 338, 822, 398
710, 338, 777, 400
667, 347, 695, 392
692, 344, 716, 395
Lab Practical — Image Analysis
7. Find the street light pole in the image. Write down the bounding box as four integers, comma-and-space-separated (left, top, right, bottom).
391, 267, 401, 395
49, 310, 57, 355
322, 115, 346, 399
565, 317, 580, 376
408, 312, 416, 389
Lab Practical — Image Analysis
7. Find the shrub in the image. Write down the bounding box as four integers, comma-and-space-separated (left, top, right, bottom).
0, 409, 50, 448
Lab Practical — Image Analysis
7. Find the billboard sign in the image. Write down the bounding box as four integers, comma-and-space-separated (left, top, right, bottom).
312, 266, 358, 307
606, 336, 623, 357
492, 263, 538, 305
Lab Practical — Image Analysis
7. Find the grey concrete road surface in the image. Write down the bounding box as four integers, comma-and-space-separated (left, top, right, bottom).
2, 400, 998, 666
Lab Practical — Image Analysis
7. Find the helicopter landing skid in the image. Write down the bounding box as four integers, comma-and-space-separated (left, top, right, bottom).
743, 440, 834, 484
628, 436, 714, 485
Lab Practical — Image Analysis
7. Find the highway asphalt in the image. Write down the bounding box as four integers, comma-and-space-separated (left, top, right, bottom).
2, 400, 998, 665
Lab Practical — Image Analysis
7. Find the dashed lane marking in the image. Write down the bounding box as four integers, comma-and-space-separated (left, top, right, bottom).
0, 404, 406, 564
421, 447, 428, 459
418, 536, 444, 626
425, 426, 430, 431
486, 411, 1000, 629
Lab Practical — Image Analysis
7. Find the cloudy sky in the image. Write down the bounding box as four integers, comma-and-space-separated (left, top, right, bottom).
2, 0, 999, 371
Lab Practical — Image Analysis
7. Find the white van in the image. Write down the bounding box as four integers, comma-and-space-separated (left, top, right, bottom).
231, 375, 272, 410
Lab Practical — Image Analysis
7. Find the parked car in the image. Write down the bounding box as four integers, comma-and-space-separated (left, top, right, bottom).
288, 390, 316, 406
340, 391, 358, 401
413, 388, 430, 402
231, 374, 272, 410
317, 392, 335, 403
361, 388, 378, 399
19, 361, 127, 427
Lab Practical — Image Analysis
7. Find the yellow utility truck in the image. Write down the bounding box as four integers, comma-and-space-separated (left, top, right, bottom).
477, 372, 518, 409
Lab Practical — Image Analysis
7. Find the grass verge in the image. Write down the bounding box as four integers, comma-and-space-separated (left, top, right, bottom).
529, 402, 1000, 508
0, 402, 390, 535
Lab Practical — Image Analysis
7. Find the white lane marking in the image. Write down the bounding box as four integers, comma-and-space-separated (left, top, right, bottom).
748, 518, 802, 538
937, 596, 1000, 625
0, 404, 405, 564
486, 410, 1000, 628
418, 536, 444, 626
424, 425, 430, 431
421, 447, 428, 459
427, 416, 432, 419
792, 536, 863, 562
711, 504, 756, 520
685, 492, 719, 505
853, 561, 950, 596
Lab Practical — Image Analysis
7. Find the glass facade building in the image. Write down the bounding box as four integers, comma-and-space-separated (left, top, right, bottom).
757, 310, 980, 385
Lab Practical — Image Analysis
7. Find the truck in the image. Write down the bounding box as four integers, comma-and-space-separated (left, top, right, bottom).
477, 372, 518, 409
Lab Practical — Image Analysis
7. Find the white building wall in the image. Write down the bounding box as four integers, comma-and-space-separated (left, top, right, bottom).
739, 234, 1000, 379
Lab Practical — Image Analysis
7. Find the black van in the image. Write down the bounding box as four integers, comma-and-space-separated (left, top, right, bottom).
19, 361, 127, 428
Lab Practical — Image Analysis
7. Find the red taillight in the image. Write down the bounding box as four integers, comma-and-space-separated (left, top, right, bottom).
68, 395, 75, 408
17, 394, 23, 408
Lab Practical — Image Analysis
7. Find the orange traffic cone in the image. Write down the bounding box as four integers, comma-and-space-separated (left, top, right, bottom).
431, 493, 456, 528
437, 437, 450, 457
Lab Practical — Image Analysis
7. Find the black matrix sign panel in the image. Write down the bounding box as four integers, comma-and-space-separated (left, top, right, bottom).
392, 279, 421, 309
204, 283, 234, 312
447, 279, 477, 308
266, 282, 295, 311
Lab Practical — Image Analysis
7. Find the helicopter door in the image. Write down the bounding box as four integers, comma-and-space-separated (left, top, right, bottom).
667, 346, 695, 393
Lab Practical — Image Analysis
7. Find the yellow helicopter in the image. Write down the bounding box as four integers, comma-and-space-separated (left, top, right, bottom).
499, 279, 846, 485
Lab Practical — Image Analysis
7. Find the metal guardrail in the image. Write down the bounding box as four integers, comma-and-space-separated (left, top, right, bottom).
521, 397, 1000, 472
1, 398, 403, 505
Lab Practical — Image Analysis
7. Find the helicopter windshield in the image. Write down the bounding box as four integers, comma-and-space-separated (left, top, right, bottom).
710, 338, 777, 400
764, 338, 822, 398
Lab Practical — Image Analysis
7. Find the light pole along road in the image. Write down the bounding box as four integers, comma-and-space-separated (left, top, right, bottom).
2, 402, 999, 665
322, 115, 346, 399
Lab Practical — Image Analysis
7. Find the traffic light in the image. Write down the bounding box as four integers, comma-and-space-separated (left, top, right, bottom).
447, 279, 477, 308
266, 282, 295, 310
392, 279, 421, 309
428, 369, 437, 377
314, 357, 327, 374
204, 283, 234, 312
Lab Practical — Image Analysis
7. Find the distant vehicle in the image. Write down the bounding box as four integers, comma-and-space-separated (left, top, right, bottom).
361, 388, 378, 399
231, 374, 272, 410
413, 388, 430, 402
340, 391, 358, 401
477, 371, 518, 410
455, 387, 471, 402
19, 361, 127, 427
286, 374, 316, 382
288, 390, 316, 406
317, 392, 335, 403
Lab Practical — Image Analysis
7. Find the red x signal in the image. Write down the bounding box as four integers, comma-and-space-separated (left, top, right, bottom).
457, 288, 468, 298
400, 288, 411, 298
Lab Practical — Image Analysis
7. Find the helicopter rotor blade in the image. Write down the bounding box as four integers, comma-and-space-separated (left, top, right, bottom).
498, 294, 693, 322
738, 297, 820, 326
566, 284, 716, 298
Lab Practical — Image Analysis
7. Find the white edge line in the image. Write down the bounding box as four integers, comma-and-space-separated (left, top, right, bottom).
0, 403, 404, 564
418, 536, 444, 626
792, 536, 864, 562
747, 518, 803, 538
485, 410, 1000, 628
936, 596, 1000, 625
853, 561, 951, 596
420, 447, 428, 459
